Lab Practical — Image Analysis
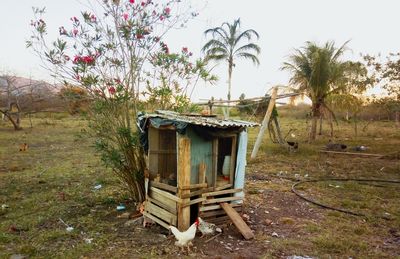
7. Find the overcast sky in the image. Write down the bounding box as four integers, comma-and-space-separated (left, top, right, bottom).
1, 0, 399, 101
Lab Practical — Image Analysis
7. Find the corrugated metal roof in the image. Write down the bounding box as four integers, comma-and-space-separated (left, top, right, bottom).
142, 110, 259, 128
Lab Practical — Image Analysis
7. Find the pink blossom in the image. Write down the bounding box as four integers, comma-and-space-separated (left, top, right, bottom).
90, 14, 97, 22
182, 47, 188, 53
141, 2, 146, 6
123, 13, 129, 21
82, 55, 95, 64
63, 55, 70, 61
70, 16, 79, 23
129, 0, 135, 3
164, 7, 171, 15
159, 15, 164, 21
72, 28, 78, 36
73, 55, 81, 64
108, 86, 116, 95
59, 26, 67, 35
136, 33, 144, 39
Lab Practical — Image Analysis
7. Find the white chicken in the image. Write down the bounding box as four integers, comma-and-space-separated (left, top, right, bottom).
168, 219, 199, 253
197, 217, 222, 237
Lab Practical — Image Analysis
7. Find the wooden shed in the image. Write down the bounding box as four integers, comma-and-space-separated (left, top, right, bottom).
137, 110, 258, 231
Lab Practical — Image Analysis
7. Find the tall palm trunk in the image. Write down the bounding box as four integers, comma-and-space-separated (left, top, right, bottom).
310, 102, 321, 141
226, 58, 233, 118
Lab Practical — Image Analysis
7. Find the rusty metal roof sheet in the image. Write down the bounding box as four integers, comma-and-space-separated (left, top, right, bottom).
142, 110, 259, 128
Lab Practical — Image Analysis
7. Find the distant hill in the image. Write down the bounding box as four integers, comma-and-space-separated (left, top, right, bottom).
0, 76, 61, 96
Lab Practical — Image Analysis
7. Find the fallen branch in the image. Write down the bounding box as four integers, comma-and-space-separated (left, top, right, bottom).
205, 232, 222, 243
320, 150, 384, 158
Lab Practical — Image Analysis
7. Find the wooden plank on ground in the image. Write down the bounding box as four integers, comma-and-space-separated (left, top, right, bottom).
147, 196, 176, 214
203, 188, 242, 197
220, 202, 254, 240
146, 201, 177, 225
143, 212, 170, 229
203, 196, 243, 205
150, 181, 177, 193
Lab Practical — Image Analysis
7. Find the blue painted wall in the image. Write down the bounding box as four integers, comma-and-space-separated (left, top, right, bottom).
184, 127, 213, 184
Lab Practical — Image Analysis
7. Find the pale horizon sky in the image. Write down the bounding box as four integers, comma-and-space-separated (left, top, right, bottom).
1, 0, 399, 101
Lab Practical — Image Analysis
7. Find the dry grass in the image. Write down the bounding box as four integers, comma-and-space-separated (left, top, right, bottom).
0, 112, 399, 258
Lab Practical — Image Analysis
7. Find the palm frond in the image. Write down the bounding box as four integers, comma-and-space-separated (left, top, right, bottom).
201, 39, 228, 53
235, 52, 260, 65
234, 29, 260, 46
233, 43, 261, 55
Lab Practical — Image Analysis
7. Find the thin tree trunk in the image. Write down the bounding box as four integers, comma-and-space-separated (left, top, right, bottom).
318, 115, 323, 135
329, 114, 334, 137
354, 114, 358, 139
395, 111, 399, 128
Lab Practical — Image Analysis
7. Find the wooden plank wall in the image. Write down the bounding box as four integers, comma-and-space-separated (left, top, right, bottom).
145, 186, 178, 229
199, 188, 243, 225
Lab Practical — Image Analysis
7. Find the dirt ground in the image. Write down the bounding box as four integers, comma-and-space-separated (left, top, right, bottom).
1, 115, 399, 258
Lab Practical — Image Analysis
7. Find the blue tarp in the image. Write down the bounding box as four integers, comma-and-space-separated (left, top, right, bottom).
234, 130, 248, 202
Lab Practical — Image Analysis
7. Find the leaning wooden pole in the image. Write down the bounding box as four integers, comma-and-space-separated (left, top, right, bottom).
177, 137, 191, 231
251, 87, 278, 159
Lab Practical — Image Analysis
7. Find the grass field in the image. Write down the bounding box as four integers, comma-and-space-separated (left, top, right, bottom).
0, 113, 399, 258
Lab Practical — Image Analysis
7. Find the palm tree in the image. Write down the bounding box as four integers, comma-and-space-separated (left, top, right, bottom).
282, 41, 350, 141
202, 19, 260, 117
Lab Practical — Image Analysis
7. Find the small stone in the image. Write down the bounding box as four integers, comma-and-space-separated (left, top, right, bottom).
10, 255, 26, 259
124, 216, 143, 227
264, 210, 269, 214
84, 238, 93, 244
272, 207, 280, 211
117, 212, 131, 219
271, 232, 279, 238
264, 219, 273, 225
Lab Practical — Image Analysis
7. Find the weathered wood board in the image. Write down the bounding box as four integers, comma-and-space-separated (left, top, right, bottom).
220, 202, 254, 240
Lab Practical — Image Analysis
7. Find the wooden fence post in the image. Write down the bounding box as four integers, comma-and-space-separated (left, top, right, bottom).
178, 137, 191, 231
251, 87, 278, 159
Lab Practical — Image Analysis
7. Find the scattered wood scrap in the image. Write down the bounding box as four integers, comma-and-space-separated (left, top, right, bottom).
220, 202, 254, 240
320, 150, 384, 158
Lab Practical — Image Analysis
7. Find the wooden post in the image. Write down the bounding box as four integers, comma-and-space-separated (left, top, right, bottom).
177, 137, 191, 231
251, 87, 278, 159
199, 162, 206, 185
212, 139, 218, 190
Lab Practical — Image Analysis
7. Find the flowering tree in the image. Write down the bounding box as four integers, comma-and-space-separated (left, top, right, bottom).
28, 0, 209, 202
144, 45, 217, 111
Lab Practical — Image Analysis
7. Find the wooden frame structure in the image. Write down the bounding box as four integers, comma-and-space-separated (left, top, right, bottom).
138, 111, 257, 231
